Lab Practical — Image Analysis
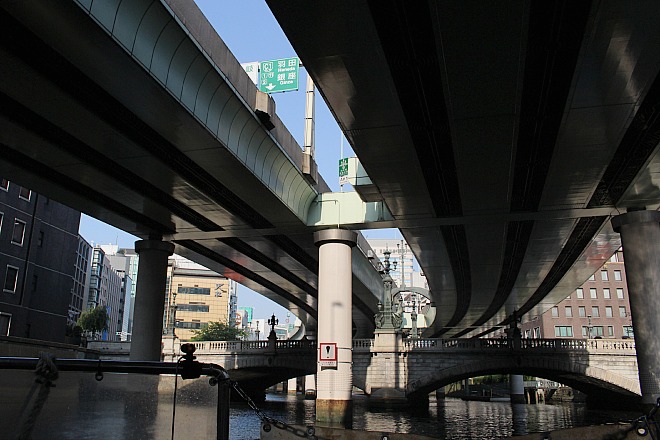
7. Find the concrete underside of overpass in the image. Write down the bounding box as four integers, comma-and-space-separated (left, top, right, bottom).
268, 0, 660, 338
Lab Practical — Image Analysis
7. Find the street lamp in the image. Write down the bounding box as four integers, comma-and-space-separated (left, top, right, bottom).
374, 250, 402, 331
396, 242, 407, 287
587, 315, 593, 339
268, 314, 279, 340
255, 328, 260, 341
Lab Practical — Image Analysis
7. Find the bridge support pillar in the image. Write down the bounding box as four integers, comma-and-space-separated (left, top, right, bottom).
612, 209, 660, 406
510, 374, 525, 404
305, 374, 317, 399
314, 229, 357, 426
130, 239, 174, 361
287, 377, 297, 394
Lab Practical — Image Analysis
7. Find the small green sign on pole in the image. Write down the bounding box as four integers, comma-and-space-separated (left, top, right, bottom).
259, 57, 300, 93
339, 158, 349, 185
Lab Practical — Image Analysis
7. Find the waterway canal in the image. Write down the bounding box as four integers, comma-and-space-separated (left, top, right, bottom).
230, 393, 639, 439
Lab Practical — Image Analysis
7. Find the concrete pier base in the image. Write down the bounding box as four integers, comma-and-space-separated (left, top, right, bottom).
510, 374, 525, 404
315, 399, 353, 427
304, 374, 316, 399
368, 388, 409, 408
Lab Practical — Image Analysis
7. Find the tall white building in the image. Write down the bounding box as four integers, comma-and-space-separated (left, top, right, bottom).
366, 237, 432, 335
100, 245, 137, 341
87, 246, 124, 341
366, 238, 416, 288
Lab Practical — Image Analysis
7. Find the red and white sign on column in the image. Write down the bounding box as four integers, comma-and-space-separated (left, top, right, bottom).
319, 342, 337, 368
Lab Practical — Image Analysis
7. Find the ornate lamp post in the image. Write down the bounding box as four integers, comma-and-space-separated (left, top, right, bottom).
410, 294, 418, 339
268, 314, 279, 339
374, 251, 402, 332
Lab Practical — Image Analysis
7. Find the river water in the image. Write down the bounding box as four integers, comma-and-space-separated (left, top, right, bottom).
229, 393, 639, 440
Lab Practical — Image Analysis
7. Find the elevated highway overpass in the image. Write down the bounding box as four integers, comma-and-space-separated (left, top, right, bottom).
268, 0, 660, 338
0, 0, 384, 338
1, 0, 660, 418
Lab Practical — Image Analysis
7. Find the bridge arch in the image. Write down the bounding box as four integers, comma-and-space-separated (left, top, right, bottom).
406, 356, 640, 402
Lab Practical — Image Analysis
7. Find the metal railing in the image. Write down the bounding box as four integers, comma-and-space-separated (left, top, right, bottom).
0, 352, 232, 440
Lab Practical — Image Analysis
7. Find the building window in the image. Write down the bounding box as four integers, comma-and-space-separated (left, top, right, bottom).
619, 306, 627, 318
576, 288, 584, 299
592, 326, 604, 337
588, 274, 595, 281
175, 321, 203, 329
3, 266, 19, 293
37, 231, 44, 248
176, 304, 210, 313
607, 326, 614, 337
0, 179, 8, 191
177, 286, 211, 295
0, 312, 10, 336
614, 270, 622, 281
591, 306, 600, 318
605, 306, 613, 318
623, 326, 634, 338
11, 219, 26, 246
582, 326, 589, 337
524, 329, 531, 338
533, 327, 540, 339
551, 307, 559, 317
0, 212, 3, 233
578, 306, 586, 317
18, 187, 31, 201
554, 326, 573, 337
590, 288, 597, 299
603, 288, 610, 299
616, 288, 624, 299
601, 270, 608, 281
565, 306, 573, 318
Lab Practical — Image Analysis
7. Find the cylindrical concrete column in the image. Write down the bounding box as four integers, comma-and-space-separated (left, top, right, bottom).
130, 239, 175, 361
612, 209, 660, 406
314, 229, 357, 426
510, 374, 525, 404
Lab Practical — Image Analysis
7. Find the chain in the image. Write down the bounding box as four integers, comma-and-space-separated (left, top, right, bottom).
229, 380, 316, 439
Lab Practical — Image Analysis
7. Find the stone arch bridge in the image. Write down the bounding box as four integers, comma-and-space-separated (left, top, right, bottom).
162, 338, 639, 402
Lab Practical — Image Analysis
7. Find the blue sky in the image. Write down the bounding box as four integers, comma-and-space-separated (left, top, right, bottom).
79, 0, 399, 320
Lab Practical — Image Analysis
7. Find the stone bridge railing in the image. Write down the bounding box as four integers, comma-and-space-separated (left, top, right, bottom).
183, 339, 316, 354
352, 338, 636, 354
176, 338, 635, 355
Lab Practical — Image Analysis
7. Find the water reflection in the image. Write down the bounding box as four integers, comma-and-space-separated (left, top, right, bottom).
229, 393, 640, 440
0, 367, 640, 440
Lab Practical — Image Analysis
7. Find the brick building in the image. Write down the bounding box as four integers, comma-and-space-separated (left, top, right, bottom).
520, 249, 633, 339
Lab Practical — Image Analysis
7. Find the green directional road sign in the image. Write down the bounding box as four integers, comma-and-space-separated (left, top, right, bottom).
259, 57, 299, 93
339, 157, 349, 185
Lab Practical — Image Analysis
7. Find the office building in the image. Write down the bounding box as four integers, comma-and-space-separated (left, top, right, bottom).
87, 246, 125, 340
100, 245, 137, 341
0, 178, 81, 341
68, 236, 92, 326
520, 249, 633, 339
164, 255, 237, 341
367, 238, 416, 288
